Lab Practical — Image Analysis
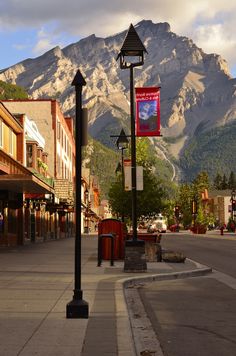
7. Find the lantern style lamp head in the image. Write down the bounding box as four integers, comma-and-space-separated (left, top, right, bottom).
116, 128, 129, 150
116, 24, 147, 69
85, 188, 89, 202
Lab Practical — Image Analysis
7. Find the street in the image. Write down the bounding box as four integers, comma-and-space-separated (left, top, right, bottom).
161, 231, 236, 277
139, 231, 236, 356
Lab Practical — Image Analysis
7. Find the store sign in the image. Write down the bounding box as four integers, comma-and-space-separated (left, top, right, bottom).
135, 87, 161, 137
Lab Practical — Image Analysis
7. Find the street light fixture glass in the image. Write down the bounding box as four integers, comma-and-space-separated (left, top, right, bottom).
116, 24, 147, 69
116, 128, 129, 150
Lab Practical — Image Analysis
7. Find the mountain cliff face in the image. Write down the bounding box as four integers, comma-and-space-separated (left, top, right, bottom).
1, 20, 236, 180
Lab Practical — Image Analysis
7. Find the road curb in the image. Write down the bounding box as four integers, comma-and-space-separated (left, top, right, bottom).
123, 266, 212, 289
116, 263, 212, 356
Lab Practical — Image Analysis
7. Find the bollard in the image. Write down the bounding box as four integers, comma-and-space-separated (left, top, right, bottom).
220, 226, 224, 235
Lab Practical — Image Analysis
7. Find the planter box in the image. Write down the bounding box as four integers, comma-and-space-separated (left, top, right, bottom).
191, 226, 207, 234
162, 251, 186, 263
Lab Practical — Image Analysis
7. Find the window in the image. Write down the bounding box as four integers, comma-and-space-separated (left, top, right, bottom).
65, 137, 67, 154
57, 154, 61, 177
0, 119, 2, 147
61, 161, 64, 178
9, 128, 13, 155
57, 121, 61, 140
26, 144, 33, 167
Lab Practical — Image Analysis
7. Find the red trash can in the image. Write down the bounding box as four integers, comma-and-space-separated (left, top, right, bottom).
98, 218, 126, 260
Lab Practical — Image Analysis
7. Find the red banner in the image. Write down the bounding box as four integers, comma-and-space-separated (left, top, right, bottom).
135, 87, 161, 137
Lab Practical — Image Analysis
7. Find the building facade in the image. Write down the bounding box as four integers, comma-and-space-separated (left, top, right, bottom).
2, 99, 76, 244
208, 190, 232, 226
0, 102, 54, 246
1, 99, 103, 244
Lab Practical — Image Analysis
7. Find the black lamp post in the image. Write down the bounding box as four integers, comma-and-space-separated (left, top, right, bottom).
192, 198, 197, 227
231, 189, 236, 221
174, 204, 180, 224
116, 129, 129, 221
117, 24, 147, 242
117, 24, 147, 272
116, 129, 129, 186
84, 188, 89, 233
66, 69, 89, 318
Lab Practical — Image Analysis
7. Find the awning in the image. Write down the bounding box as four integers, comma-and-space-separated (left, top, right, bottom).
0, 174, 54, 194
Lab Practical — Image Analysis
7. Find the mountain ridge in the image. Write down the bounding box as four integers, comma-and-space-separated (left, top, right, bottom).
1, 19, 236, 181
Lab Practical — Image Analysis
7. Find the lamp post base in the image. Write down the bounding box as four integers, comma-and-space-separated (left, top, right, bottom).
66, 291, 89, 318
124, 239, 147, 272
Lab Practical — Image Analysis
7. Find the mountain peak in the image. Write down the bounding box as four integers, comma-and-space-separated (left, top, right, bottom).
136, 20, 171, 33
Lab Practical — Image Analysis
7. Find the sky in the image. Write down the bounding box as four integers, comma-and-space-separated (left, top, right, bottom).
1, 0, 236, 77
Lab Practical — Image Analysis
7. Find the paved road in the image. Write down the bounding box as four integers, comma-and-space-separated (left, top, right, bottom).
161, 231, 236, 277
139, 232, 236, 356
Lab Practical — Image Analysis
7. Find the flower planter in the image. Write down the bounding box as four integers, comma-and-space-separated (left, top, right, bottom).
191, 225, 207, 234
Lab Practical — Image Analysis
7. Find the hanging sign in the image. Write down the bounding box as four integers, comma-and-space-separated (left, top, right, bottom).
124, 159, 143, 191
135, 87, 161, 137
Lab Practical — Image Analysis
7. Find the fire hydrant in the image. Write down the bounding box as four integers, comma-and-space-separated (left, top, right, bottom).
220, 226, 224, 235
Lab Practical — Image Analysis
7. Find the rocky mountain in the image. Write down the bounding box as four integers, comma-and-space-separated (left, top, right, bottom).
1, 20, 236, 181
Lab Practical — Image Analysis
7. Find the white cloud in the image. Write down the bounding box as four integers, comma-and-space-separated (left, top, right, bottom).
32, 29, 54, 55
33, 38, 53, 55
1, 0, 236, 72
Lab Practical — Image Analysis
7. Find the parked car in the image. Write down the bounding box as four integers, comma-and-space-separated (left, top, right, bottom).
169, 224, 180, 232
147, 215, 167, 233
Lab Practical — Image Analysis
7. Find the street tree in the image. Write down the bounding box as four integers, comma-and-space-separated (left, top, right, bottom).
108, 168, 166, 221
108, 137, 166, 221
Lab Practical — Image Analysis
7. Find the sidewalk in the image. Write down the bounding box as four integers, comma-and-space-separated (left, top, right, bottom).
0, 236, 211, 356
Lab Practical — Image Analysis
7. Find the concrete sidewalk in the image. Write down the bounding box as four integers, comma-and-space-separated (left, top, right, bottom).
0, 236, 211, 356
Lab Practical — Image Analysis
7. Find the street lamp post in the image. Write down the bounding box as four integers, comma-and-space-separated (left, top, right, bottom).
117, 24, 147, 272
66, 69, 89, 318
231, 189, 236, 221
116, 128, 129, 189
111, 129, 130, 220
192, 198, 197, 228
116, 129, 129, 221
84, 188, 89, 233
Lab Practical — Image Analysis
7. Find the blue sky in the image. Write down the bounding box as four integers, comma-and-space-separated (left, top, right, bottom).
1, 0, 236, 77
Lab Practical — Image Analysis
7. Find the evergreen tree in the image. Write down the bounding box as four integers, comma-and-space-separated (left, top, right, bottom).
213, 173, 223, 190
228, 171, 236, 189
221, 174, 228, 189
178, 183, 193, 227
178, 172, 210, 228
193, 171, 209, 196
